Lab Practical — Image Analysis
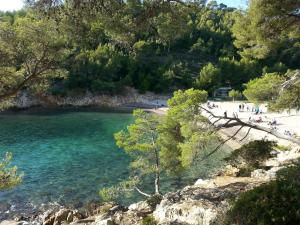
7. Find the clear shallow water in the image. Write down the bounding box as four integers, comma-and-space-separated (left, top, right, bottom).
0, 108, 230, 220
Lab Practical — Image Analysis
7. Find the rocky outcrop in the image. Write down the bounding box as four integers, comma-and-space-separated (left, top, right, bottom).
42, 208, 83, 225
251, 146, 300, 180
67, 201, 152, 225
265, 146, 300, 167
12, 89, 170, 109
153, 176, 265, 225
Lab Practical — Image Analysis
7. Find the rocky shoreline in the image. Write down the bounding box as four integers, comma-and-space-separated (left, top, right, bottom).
2, 92, 300, 225
11, 89, 170, 110
1, 144, 299, 225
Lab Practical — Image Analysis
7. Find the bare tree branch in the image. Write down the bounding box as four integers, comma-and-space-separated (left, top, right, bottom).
199, 125, 245, 162
0, 73, 38, 101
199, 106, 300, 159
134, 187, 151, 197
240, 127, 252, 142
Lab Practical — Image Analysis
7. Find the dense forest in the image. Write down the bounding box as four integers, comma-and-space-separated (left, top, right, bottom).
1, 0, 299, 99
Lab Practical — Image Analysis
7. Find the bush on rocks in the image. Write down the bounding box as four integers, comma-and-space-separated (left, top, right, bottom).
222, 161, 300, 225
141, 215, 157, 225
225, 140, 276, 176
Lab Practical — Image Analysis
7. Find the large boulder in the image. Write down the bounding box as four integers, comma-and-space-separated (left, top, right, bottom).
41, 208, 83, 225
54, 209, 71, 224
153, 181, 258, 225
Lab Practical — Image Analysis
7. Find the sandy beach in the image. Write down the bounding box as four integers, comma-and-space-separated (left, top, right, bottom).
150, 101, 300, 148
204, 101, 300, 146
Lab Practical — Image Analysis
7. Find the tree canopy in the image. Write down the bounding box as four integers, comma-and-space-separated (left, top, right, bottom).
0, 0, 300, 101
0, 16, 67, 105
0, 0, 298, 99
243, 70, 300, 111
0, 152, 23, 190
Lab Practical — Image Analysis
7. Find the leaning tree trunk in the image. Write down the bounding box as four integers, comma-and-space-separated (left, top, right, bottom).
153, 145, 161, 195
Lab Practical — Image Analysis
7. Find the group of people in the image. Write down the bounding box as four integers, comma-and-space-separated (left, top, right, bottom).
207, 101, 218, 109
268, 118, 277, 126
248, 116, 263, 123
284, 130, 298, 137
208, 100, 299, 139
253, 107, 263, 115
238, 104, 263, 115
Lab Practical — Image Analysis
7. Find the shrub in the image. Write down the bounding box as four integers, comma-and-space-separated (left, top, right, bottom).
0, 152, 23, 190
225, 140, 276, 175
275, 145, 290, 151
142, 215, 157, 225
146, 194, 163, 210
223, 161, 300, 225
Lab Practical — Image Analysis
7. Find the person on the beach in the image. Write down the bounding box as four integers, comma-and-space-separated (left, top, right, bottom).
255, 116, 262, 123
269, 118, 277, 126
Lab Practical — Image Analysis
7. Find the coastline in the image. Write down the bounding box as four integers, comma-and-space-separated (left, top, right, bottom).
10, 89, 170, 111
2, 99, 300, 225
147, 107, 243, 149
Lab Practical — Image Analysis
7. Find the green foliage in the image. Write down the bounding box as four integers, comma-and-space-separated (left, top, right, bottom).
223, 161, 300, 225
159, 89, 218, 172
243, 70, 300, 111
218, 57, 262, 90
142, 215, 157, 225
262, 62, 288, 75
225, 140, 276, 175
243, 73, 284, 104
154, 9, 191, 51
0, 152, 23, 190
228, 89, 242, 101
275, 145, 290, 152
99, 177, 139, 202
114, 109, 160, 175
248, 0, 300, 41
271, 70, 300, 111
22, 1, 247, 94
100, 109, 162, 199
1, 0, 300, 98
232, 0, 300, 70
191, 6, 237, 59
101, 89, 219, 200
65, 44, 130, 94
196, 63, 221, 95
0, 15, 67, 103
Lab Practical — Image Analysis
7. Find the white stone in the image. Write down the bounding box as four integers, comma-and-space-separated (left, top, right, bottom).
154, 200, 217, 225
95, 218, 114, 225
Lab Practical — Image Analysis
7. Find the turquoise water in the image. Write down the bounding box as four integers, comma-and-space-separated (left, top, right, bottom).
0, 108, 229, 220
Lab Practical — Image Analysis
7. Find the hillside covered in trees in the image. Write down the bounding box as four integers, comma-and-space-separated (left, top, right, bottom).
0, 0, 299, 99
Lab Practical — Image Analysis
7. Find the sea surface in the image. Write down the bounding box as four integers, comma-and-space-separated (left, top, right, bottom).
0, 108, 230, 220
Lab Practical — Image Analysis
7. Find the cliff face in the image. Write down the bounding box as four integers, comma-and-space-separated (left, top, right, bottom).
12, 89, 170, 109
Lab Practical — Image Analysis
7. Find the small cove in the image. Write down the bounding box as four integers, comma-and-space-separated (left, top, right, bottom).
0, 108, 230, 220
